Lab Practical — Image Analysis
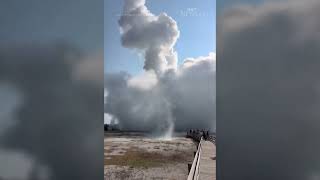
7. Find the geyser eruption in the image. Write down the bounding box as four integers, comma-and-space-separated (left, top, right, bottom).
158, 119, 174, 141
104, 0, 216, 137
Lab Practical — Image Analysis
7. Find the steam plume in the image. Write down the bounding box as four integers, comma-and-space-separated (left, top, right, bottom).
105, 0, 215, 135
119, 0, 180, 74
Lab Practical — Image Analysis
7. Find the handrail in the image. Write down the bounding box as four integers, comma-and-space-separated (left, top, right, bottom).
187, 137, 203, 180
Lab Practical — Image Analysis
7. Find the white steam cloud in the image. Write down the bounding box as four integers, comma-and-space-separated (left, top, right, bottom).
105, 0, 215, 135
119, 0, 180, 74
105, 0, 215, 134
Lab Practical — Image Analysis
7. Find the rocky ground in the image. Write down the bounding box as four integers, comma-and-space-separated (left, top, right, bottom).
104, 132, 197, 180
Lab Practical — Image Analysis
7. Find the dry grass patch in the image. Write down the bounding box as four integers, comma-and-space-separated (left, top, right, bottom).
105, 148, 190, 168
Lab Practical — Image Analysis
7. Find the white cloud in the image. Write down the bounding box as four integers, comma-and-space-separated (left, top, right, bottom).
105, 52, 216, 132
119, 0, 180, 74
127, 70, 158, 90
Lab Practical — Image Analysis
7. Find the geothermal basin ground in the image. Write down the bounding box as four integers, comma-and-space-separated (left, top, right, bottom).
104, 131, 197, 180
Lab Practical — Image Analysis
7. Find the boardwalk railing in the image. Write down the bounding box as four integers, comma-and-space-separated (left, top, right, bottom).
187, 137, 203, 180
186, 130, 216, 180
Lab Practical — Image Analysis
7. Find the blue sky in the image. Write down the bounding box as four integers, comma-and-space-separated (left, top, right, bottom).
105, 0, 216, 75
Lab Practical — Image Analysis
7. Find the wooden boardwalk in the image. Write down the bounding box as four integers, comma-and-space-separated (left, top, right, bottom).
198, 141, 216, 180
187, 130, 216, 180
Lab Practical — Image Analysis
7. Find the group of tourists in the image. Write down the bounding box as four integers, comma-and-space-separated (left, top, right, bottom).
188, 129, 211, 140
